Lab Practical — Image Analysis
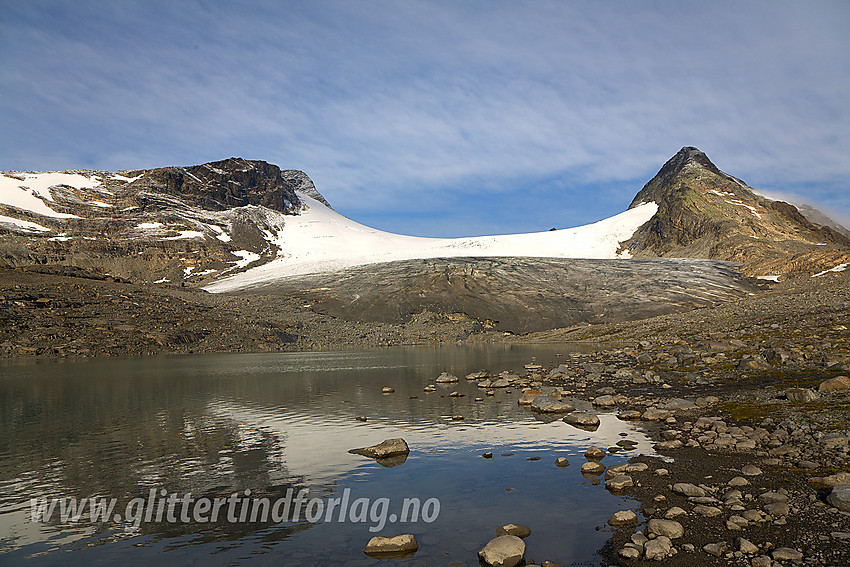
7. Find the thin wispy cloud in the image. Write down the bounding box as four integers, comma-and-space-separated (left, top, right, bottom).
2, 0, 848, 236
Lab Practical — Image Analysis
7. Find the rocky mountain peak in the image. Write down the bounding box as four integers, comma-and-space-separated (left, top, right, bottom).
623, 147, 850, 277
132, 158, 306, 214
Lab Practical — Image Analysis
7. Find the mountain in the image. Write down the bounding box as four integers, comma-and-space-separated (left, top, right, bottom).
796, 203, 850, 239
0, 158, 314, 284
2, 148, 848, 306
1, 158, 662, 288
622, 147, 850, 277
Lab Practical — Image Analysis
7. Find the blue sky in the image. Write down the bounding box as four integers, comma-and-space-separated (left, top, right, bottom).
2, 1, 849, 236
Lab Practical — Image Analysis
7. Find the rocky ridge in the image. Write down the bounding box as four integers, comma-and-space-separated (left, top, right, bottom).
624, 147, 850, 277
0, 158, 312, 284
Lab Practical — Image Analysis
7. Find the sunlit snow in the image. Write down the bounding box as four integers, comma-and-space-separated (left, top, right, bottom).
0, 214, 51, 232
204, 192, 658, 292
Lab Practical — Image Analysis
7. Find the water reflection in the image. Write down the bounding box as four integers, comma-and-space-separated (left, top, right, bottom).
0, 344, 653, 565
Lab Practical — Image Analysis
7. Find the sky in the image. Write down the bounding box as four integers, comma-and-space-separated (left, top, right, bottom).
1, 1, 849, 236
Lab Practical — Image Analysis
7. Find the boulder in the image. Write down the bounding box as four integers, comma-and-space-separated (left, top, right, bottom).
644, 535, 673, 560
641, 408, 671, 421
608, 510, 638, 526
496, 523, 531, 538
435, 372, 458, 383
819, 376, 850, 392
349, 438, 410, 459
663, 398, 697, 411
771, 547, 803, 561
363, 534, 418, 556
478, 535, 525, 567
827, 485, 850, 512
580, 461, 606, 476
563, 410, 600, 429
809, 472, 850, 488
584, 445, 607, 461
530, 396, 574, 413
672, 483, 705, 497
517, 391, 540, 405
785, 387, 818, 402
605, 475, 634, 491
593, 395, 616, 407
646, 519, 684, 539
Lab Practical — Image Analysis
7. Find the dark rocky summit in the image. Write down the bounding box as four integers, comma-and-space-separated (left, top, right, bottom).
624, 147, 850, 277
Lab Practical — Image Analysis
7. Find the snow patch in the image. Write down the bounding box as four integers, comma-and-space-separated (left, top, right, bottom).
112, 173, 143, 183
204, 194, 658, 292
756, 275, 781, 282
229, 250, 261, 270
812, 263, 849, 278
153, 278, 170, 284
208, 224, 232, 242
88, 200, 113, 208
0, 214, 51, 232
135, 222, 164, 229
165, 230, 205, 240
0, 173, 84, 219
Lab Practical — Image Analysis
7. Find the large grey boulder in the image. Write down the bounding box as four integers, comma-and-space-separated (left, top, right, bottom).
478, 535, 525, 567
827, 485, 850, 512
646, 519, 684, 539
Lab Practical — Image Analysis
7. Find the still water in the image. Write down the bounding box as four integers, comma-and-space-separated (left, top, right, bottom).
0, 344, 653, 566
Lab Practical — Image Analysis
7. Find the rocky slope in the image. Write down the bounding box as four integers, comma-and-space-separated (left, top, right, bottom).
0, 158, 314, 284
623, 147, 850, 277
247, 256, 760, 333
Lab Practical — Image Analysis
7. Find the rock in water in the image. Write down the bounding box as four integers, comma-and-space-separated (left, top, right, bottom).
530, 396, 575, 413
584, 445, 607, 461
363, 534, 418, 557
496, 523, 531, 538
563, 410, 600, 429
435, 372, 459, 383
608, 510, 638, 526
478, 535, 525, 567
349, 438, 410, 459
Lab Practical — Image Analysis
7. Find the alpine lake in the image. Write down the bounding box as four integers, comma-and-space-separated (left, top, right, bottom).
0, 344, 658, 566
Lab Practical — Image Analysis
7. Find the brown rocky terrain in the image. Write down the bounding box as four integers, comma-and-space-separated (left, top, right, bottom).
623, 147, 850, 278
